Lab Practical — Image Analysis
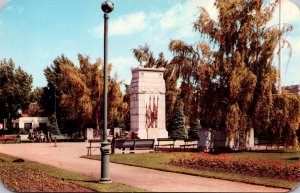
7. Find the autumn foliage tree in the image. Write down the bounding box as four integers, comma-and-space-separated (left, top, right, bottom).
193, 0, 299, 145
132, 0, 300, 146
43, 54, 126, 134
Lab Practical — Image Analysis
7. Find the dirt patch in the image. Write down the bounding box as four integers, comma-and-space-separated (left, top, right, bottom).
0, 162, 94, 192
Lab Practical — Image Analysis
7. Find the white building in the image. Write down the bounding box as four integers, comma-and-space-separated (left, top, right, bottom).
14, 117, 50, 130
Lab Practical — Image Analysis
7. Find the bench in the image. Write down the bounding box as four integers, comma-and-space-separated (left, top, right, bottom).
255, 137, 284, 150
154, 138, 176, 152
19, 135, 33, 143
113, 139, 155, 154
87, 139, 102, 155
86, 139, 113, 155
180, 139, 198, 151
0, 135, 17, 144
52, 134, 69, 142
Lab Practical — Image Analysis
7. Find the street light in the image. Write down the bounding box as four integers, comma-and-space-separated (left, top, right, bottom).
100, 0, 114, 184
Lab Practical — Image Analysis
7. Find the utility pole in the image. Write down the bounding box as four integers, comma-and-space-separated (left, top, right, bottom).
278, 0, 282, 94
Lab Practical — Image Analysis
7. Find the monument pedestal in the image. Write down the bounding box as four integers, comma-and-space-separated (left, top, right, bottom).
130, 67, 168, 140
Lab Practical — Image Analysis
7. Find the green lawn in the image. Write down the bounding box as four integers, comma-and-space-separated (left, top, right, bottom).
0, 153, 148, 192
225, 149, 300, 163
82, 149, 300, 190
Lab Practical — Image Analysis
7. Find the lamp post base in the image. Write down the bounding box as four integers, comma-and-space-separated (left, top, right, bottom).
100, 141, 111, 183
100, 178, 112, 184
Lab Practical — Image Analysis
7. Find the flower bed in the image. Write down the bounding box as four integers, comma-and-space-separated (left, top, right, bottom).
169, 152, 300, 181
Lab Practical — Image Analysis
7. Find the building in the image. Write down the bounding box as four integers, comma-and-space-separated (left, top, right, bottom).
13, 114, 50, 131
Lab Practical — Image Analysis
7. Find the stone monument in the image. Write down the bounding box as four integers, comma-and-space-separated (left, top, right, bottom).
130, 67, 168, 139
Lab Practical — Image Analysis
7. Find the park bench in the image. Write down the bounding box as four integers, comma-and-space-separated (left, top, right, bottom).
19, 135, 33, 143
154, 138, 176, 152
0, 135, 17, 144
52, 134, 69, 142
180, 139, 198, 151
113, 139, 155, 154
87, 139, 101, 155
255, 137, 284, 150
86, 139, 112, 155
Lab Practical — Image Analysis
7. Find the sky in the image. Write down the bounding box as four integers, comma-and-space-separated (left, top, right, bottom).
0, 0, 300, 90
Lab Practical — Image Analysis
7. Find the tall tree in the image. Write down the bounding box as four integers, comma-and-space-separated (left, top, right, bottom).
122, 84, 131, 131
189, 119, 202, 139
0, 59, 32, 128
193, 0, 294, 141
269, 94, 300, 146
44, 55, 93, 133
169, 99, 186, 139
43, 54, 126, 134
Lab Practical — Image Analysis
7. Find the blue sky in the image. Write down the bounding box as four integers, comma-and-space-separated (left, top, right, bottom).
0, 0, 300, 89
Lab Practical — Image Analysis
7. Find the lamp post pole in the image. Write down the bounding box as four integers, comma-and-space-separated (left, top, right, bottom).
100, 0, 114, 184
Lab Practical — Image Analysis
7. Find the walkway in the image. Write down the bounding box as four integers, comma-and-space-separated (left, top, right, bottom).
0, 142, 289, 192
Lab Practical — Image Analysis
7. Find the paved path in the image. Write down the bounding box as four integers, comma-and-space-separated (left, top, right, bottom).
0, 142, 290, 192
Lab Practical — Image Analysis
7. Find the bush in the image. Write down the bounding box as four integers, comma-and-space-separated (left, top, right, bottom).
170, 152, 300, 181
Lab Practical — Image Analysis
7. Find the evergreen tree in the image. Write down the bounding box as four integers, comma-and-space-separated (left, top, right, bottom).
169, 99, 185, 139
188, 119, 201, 139
49, 114, 60, 135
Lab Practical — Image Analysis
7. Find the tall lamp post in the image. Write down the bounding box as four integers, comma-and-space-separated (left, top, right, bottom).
100, 0, 114, 183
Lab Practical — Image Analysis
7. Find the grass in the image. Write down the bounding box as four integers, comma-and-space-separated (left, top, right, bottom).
0, 153, 148, 192
82, 149, 300, 190
222, 149, 300, 163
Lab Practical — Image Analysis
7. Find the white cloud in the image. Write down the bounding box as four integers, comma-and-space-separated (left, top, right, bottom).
110, 56, 138, 83
267, 0, 300, 85
268, 0, 300, 27
110, 12, 148, 36
157, 0, 218, 39
90, 12, 148, 38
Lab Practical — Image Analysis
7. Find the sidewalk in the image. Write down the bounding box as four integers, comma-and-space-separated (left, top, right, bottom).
0, 142, 289, 192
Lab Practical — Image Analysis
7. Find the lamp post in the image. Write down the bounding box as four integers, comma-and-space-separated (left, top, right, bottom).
100, 0, 114, 184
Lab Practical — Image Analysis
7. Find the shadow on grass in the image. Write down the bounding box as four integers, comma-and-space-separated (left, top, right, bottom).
63, 178, 99, 183
286, 157, 300, 161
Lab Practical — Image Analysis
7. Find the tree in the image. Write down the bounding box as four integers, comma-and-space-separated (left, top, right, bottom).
188, 119, 201, 139
168, 40, 208, 125
43, 54, 126, 134
122, 84, 131, 131
28, 102, 41, 117
169, 99, 185, 139
44, 55, 93, 133
269, 94, 300, 146
192, 0, 298, 145
0, 59, 32, 128
49, 114, 60, 135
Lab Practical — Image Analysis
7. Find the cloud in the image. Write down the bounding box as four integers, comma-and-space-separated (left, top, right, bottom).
157, 0, 217, 39
110, 12, 148, 36
110, 56, 138, 83
89, 0, 218, 40
90, 12, 148, 38
268, 0, 300, 27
